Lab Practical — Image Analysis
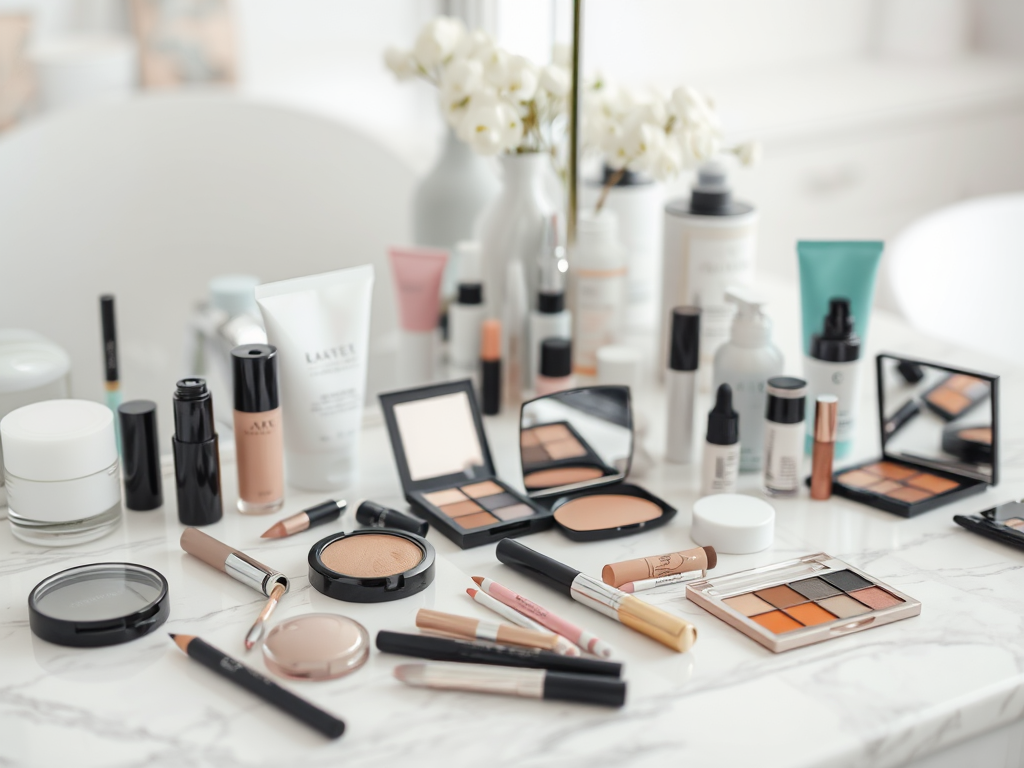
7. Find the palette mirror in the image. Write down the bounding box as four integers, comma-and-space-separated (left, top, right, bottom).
880, 355, 995, 482
520, 386, 632, 496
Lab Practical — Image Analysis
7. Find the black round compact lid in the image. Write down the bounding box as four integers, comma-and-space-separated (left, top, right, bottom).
308, 529, 435, 603
28, 563, 169, 647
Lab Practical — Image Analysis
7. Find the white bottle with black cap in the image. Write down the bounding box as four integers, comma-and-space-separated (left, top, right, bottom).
448, 241, 485, 376
701, 384, 739, 496
763, 377, 807, 497
529, 215, 572, 387
803, 298, 861, 459
665, 306, 701, 464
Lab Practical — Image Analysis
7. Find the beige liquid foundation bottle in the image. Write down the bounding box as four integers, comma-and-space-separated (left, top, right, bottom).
232, 344, 284, 514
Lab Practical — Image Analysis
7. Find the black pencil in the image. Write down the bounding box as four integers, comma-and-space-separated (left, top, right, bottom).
170, 633, 345, 739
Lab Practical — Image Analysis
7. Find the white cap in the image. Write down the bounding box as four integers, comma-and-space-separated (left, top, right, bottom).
1, 400, 116, 481
691, 493, 774, 554
0, 334, 71, 394
597, 345, 642, 390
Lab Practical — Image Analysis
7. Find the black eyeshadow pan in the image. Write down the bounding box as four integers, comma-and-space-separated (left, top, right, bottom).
477, 492, 519, 512
789, 577, 843, 601
819, 569, 873, 592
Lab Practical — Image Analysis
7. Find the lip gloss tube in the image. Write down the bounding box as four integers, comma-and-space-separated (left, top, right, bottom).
810, 395, 838, 500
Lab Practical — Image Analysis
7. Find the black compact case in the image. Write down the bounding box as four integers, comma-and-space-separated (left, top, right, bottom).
520, 386, 676, 541
308, 529, 435, 602
379, 380, 551, 549
831, 354, 999, 517
955, 500, 1024, 552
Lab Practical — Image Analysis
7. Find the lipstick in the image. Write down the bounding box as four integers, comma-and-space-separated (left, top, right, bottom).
260, 499, 346, 539
481, 319, 501, 415
602, 545, 717, 588
811, 395, 838, 500
172, 378, 222, 526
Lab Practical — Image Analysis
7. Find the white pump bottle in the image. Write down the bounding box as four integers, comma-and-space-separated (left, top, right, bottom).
712, 288, 783, 473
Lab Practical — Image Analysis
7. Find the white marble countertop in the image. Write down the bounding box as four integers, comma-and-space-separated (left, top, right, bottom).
2, 285, 1023, 768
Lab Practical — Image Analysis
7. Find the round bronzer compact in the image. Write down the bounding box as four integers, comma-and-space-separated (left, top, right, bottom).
262, 613, 370, 681
308, 529, 435, 602
519, 386, 676, 541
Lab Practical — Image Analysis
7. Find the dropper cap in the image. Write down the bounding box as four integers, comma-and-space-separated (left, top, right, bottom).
810, 298, 861, 363
706, 384, 739, 446
537, 213, 566, 314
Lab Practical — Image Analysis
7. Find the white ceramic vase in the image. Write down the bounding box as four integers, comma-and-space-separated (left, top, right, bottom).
477, 153, 560, 322
413, 128, 501, 297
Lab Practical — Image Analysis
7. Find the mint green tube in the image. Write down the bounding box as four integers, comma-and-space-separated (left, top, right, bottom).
797, 241, 883, 459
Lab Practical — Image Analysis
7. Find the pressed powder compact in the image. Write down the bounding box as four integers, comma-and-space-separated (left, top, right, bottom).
519, 386, 676, 541
28, 563, 169, 647
309, 529, 435, 602
379, 380, 549, 548
829, 354, 999, 517
686, 553, 921, 653
262, 613, 370, 680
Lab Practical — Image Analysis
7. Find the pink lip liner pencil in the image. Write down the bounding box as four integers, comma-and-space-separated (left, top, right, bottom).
466, 588, 581, 657
472, 576, 615, 659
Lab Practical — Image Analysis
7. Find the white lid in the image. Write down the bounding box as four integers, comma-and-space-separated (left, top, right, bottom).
596, 345, 642, 389
691, 493, 774, 554
454, 241, 482, 283
1, 400, 116, 481
0, 335, 71, 394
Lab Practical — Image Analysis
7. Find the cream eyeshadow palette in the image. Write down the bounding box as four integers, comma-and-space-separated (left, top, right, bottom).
379, 380, 552, 549
686, 553, 921, 653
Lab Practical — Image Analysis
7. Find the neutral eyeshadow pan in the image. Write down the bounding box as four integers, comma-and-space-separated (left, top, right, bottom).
456, 511, 500, 529
723, 593, 774, 617
544, 438, 588, 460
906, 474, 959, 493
462, 480, 504, 499
441, 499, 484, 517
820, 569, 873, 592
755, 585, 807, 609
850, 586, 903, 610
524, 466, 605, 489
818, 594, 872, 619
422, 488, 467, 506
789, 577, 842, 601
320, 534, 423, 578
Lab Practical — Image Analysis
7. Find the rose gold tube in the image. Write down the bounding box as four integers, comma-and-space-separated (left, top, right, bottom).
811, 395, 838, 500
602, 545, 717, 588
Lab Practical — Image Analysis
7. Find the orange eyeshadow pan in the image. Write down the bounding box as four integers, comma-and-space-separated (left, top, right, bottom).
752, 610, 803, 634
867, 461, 920, 480
461, 481, 504, 498
837, 470, 880, 489
544, 438, 587, 460
456, 511, 500, 529
867, 479, 902, 494
906, 474, 959, 494
440, 499, 484, 518
534, 424, 572, 441
785, 602, 836, 627
927, 388, 969, 414
888, 486, 932, 503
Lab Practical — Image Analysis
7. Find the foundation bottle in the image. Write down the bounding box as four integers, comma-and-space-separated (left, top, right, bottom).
232, 344, 284, 514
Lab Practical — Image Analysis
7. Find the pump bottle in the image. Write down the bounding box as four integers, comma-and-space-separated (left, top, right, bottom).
712, 288, 783, 473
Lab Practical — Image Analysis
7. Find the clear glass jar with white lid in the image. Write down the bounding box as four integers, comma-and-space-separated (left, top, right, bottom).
1, 399, 122, 546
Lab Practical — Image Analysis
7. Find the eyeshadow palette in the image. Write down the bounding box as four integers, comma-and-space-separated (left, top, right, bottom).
686, 553, 921, 653
521, 420, 618, 490
828, 354, 998, 517
380, 380, 552, 549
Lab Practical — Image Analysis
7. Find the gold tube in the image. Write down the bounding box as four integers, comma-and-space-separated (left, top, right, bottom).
618, 594, 697, 653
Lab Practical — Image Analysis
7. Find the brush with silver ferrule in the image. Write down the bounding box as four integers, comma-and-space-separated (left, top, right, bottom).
180, 528, 289, 649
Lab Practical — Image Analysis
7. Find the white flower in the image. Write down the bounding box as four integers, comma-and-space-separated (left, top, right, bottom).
384, 46, 418, 81
671, 85, 719, 130
735, 139, 762, 166
440, 56, 483, 99
683, 125, 720, 164
453, 29, 492, 60
413, 16, 465, 69
479, 44, 510, 88
539, 65, 570, 98
456, 91, 522, 155
505, 55, 539, 102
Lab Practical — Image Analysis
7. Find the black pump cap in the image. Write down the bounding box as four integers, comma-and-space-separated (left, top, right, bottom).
669, 307, 701, 371
810, 298, 861, 363
707, 384, 739, 446
538, 290, 565, 313
458, 282, 482, 305
118, 400, 163, 511
765, 376, 807, 424
232, 344, 279, 413
540, 338, 572, 378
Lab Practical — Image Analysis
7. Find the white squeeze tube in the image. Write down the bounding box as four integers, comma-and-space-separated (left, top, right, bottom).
255, 265, 375, 492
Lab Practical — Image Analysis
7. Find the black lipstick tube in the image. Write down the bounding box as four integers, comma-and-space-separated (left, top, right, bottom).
172, 378, 223, 525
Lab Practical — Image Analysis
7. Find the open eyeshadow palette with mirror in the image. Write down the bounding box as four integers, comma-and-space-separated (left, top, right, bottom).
686, 553, 921, 653
379, 380, 552, 548
830, 354, 999, 517
955, 499, 1024, 553
520, 387, 676, 541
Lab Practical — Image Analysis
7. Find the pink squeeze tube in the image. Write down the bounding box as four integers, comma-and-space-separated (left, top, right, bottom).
388, 246, 448, 387
478, 577, 615, 659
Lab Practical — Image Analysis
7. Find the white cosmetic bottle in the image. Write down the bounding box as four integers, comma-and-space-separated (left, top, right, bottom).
701, 383, 740, 496
763, 377, 807, 498
573, 210, 626, 376
665, 306, 701, 464
803, 298, 861, 459
448, 241, 485, 377
528, 215, 572, 387
712, 288, 784, 473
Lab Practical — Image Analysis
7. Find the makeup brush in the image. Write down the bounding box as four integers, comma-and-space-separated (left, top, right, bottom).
244, 581, 286, 650
260, 499, 346, 539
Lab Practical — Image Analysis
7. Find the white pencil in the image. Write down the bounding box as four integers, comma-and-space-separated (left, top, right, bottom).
466, 587, 581, 657
618, 571, 704, 594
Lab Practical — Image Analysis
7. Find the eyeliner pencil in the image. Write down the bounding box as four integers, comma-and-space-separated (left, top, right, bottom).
100, 294, 122, 451
170, 634, 345, 739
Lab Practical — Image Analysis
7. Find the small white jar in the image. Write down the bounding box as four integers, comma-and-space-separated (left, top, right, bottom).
1, 400, 122, 546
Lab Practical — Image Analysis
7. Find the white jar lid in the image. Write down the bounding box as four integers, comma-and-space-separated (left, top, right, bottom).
1, 400, 116, 481
691, 494, 774, 554
596, 345, 642, 389
0, 334, 71, 395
